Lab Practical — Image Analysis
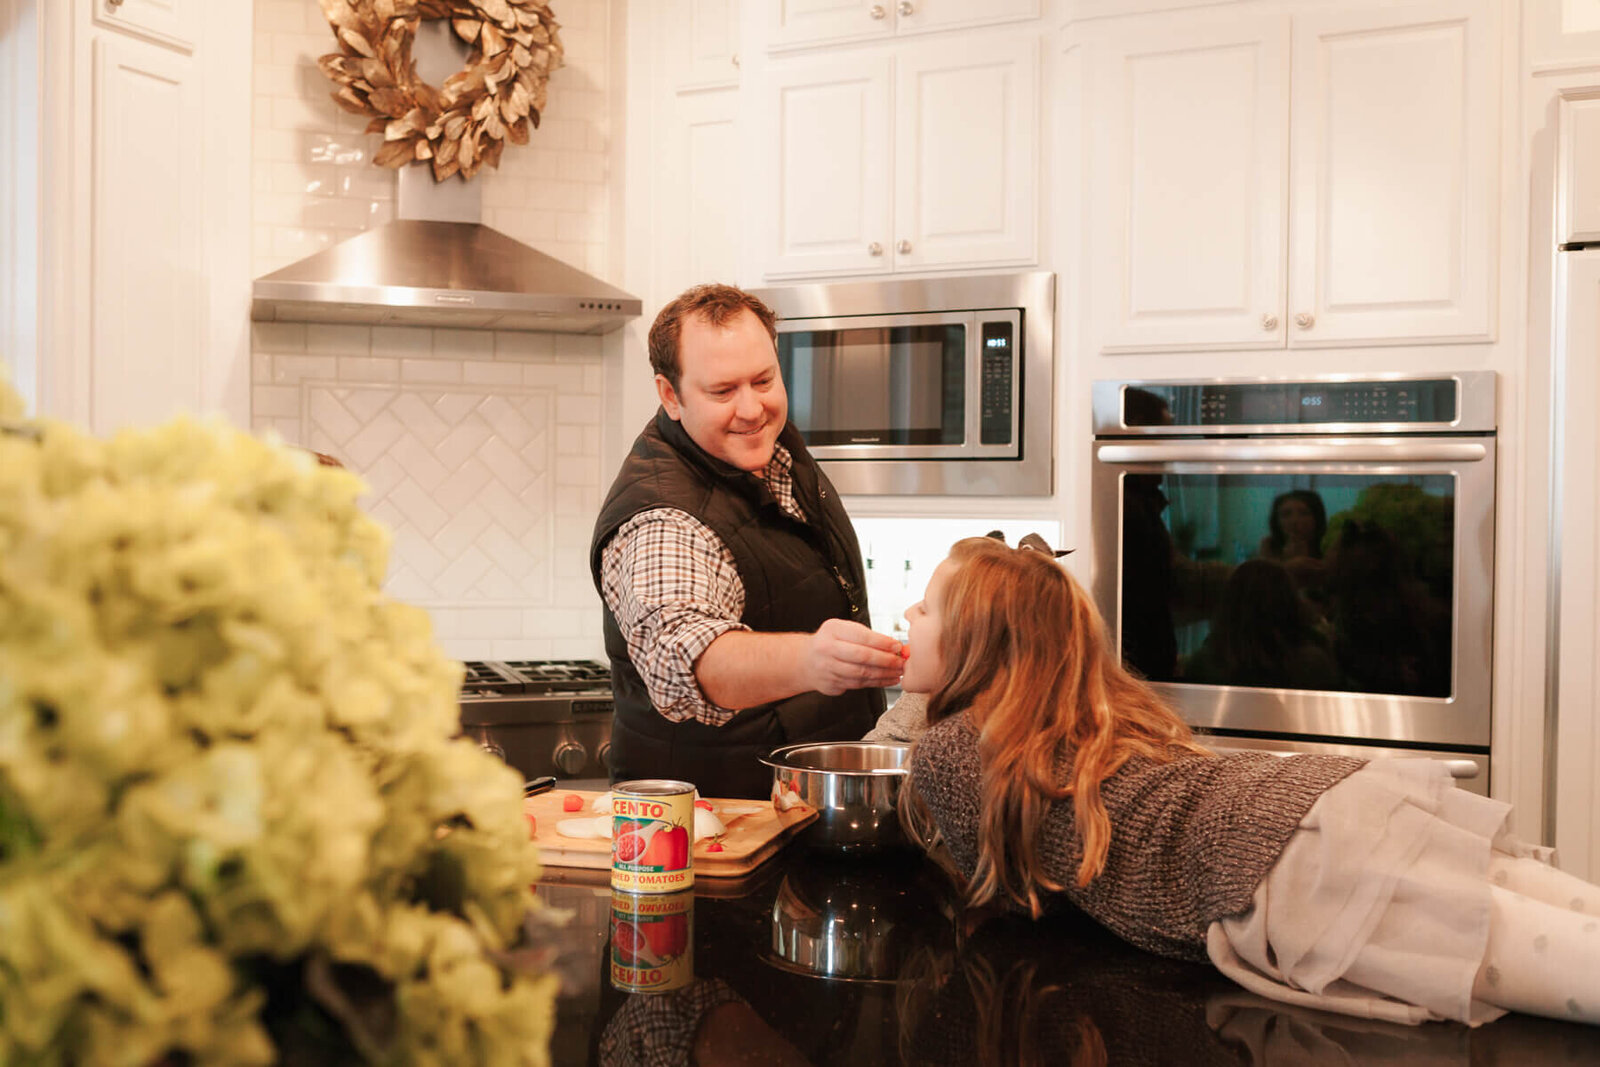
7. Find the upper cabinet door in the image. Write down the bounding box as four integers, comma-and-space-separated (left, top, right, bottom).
92, 0, 198, 53
1558, 92, 1600, 246
893, 0, 1039, 37
657, 89, 744, 293
1288, 0, 1496, 347
1092, 15, 1290, 352
894, 35, 1039, 271
90, 35, 202, 434
1529, 0, 1600, 72
663, 0, 742, 89
767, 0, 896, 50
767, 0, 1037, 51
756, 55, 893, 278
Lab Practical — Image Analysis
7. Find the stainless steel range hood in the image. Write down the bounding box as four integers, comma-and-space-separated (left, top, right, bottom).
251, 154, 640, 335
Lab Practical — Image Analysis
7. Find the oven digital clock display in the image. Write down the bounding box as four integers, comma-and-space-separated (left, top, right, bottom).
1126, 379, 1459, 427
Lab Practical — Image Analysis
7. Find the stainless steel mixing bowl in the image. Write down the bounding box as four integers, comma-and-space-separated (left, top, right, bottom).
760, 740, 912, 854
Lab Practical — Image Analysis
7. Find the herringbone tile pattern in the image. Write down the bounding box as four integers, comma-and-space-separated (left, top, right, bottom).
305, 383, 556, 605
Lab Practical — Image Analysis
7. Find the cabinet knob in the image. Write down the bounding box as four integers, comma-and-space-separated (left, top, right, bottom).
107, 0, 124, 6
898, 1, 915, 14
897, 239, 912, 254
868, 242, 884, 256
1294, 312, 1315, 329
1261, 314, 1278, 331
870, 4, 886, 18
731, 53, 739, 69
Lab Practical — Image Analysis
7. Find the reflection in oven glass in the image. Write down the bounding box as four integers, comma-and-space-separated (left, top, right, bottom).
1120, 473, 1456, 699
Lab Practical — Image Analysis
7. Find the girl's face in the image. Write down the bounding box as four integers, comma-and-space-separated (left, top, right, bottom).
901, 557, 957, 693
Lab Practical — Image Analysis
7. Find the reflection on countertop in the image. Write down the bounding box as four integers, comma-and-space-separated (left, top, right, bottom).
533, 849, 1600, 1066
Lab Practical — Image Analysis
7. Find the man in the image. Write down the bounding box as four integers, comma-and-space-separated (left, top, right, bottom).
590, 283, 903, 798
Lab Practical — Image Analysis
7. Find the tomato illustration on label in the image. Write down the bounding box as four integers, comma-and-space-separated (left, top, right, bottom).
640, 823, 690, 868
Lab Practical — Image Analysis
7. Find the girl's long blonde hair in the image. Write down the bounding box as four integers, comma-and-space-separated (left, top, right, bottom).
918, 537, 1207, 915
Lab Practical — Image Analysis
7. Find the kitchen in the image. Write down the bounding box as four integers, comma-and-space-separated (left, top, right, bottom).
4, 0, 1600, 1061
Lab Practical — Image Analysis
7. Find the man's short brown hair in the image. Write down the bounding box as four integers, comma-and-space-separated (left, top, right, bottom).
648, 284, 779, 393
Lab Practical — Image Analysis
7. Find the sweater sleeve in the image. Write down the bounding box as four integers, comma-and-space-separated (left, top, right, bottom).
908, 716, 986, 882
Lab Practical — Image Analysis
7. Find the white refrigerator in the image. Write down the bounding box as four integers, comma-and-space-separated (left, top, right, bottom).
1550, 243, 1600, 882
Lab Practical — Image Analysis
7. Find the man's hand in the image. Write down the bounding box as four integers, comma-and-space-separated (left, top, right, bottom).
695, 622, 904, 710
804, 618, 905, 696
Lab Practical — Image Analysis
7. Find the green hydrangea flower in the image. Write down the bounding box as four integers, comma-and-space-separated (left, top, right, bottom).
0, 376, 554, 1066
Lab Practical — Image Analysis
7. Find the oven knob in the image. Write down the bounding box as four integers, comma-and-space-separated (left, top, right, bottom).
552, 741, 588, 776
597, 742, 612, 772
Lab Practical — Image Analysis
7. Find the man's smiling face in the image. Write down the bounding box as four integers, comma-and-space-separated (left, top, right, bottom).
656, 308, 788, 473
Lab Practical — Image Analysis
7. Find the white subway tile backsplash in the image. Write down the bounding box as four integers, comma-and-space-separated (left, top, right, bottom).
304, 324, 370, 358
370, 325, 433, 359
254, 385, 300, 418
338, 356, 400, 381
494, 331, 556, 361
433, 328, 496, 361
273, 354, 338, 382
462, 361, 524, 386
399, 359, 466, 384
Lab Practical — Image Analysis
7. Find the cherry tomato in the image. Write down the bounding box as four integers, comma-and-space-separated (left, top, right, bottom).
562, 794, 583, 812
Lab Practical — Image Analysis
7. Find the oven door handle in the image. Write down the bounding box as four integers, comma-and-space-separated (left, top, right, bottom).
1096, 441, 1488, 464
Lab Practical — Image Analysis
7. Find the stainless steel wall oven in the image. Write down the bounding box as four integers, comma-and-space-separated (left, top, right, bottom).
1092, 373, 1496, 793
752, 272, 1054, 496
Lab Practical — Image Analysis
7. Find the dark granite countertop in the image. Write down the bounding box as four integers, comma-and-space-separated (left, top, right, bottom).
533, 846, 1600, 1066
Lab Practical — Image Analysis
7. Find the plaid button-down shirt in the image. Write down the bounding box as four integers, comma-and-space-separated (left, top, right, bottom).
599, 445, 805, 725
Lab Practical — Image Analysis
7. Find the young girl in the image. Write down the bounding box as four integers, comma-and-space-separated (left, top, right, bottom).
901, 536, 1600, 1027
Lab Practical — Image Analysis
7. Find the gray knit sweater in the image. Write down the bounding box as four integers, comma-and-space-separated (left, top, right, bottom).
910, 713, 1365, 962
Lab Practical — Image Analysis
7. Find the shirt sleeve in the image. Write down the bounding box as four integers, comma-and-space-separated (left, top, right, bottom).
599, 508, 749, 726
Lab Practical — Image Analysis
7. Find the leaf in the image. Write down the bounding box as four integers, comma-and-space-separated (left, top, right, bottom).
338, 27, 376, 58
480, 21, 506, 57
431, 157, 460, 181
383, 118, 413, 141
369, 88, 411, 117
332, 87, 371, 114
373, 139, 414, 167
507, 116, 529, 145
360, 57, 395, 89
476, 0, 512, 27
413, 139, 433, 160
451, 18, 480, 42
481, 138, 505, 170
365, 117, 388, 134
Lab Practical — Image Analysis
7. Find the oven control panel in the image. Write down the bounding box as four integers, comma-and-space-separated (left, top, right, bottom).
1126, 378, 1459, 428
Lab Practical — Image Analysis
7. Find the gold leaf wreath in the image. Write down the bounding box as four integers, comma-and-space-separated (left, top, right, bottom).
316, 0, 564, 182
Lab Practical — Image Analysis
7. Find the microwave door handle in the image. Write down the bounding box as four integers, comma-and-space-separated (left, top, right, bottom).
1095, 442, 1488, 464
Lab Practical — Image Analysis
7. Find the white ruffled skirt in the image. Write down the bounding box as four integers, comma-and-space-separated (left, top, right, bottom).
1206, 758, 1551, 1027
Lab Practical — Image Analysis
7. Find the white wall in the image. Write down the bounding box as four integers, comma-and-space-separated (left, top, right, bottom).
250, 0, 626, 660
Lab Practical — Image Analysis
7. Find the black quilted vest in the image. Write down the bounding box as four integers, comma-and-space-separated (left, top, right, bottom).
589, 410, 883, 798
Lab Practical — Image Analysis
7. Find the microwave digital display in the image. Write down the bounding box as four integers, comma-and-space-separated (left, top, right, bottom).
777, 324, 967, 447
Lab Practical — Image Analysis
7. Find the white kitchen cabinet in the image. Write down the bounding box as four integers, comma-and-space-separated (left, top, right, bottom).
1092, 0, 1496, 353
656, 88, 743, 293
756, 34, 1037, 279
91, 0, 198, 52
766, 0, 1038, 52
1558, 93, 1600, 245
88, 34, 203, 433
662, 0, 741, 89
1529, 0, 1600, 73
1090, 14, 1290, 351
23, 0, 250, 429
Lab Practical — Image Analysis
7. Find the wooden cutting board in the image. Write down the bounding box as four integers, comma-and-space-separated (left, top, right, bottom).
524, 789, 817, 879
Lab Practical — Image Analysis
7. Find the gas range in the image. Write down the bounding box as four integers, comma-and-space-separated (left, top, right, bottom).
458, 659, 614, 781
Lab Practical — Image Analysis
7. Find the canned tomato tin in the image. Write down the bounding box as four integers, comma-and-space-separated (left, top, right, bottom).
610, 779, 695, 893
609, 889, 694, 993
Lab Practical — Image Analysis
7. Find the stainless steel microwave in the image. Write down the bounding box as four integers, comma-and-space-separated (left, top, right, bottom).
751, 272, 1054, 496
